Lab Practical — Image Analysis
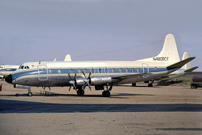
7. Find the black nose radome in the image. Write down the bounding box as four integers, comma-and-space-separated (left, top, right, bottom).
5, 74, 12, 84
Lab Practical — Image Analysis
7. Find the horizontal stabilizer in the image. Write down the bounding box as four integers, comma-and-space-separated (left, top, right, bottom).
185, 66, 198, 72
167, 57, 195, 69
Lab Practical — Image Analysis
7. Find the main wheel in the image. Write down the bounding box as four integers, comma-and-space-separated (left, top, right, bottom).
102, 90, 111, 97
77, 89, 85, 96
27, 92, 33, 97
191, 84, 197, 89
132, 83, 136, 87
148, 83, 153, 87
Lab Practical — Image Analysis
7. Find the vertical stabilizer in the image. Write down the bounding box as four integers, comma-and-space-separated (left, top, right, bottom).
138, 34, 180, 64
64, 54, 72, 61
181, 52, 191, 70
156, 34, 180, 63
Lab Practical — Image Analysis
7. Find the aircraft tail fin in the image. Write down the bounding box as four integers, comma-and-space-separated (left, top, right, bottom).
138, 34, 180, 64
181, 52, 191, 70
155, 33, 180, 63
64, 54, 72, 61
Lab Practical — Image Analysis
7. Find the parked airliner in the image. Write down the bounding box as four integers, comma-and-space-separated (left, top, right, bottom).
5, 34, 195, 97
0, 65, 19, 79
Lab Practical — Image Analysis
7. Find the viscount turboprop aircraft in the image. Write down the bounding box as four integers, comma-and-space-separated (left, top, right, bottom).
5, 34, 195, 97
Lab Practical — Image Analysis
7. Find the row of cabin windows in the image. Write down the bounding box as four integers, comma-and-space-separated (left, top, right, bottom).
48, 68, 150, 74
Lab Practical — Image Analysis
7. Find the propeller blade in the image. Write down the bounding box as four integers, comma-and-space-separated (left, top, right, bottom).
87, 82, 91, 90
73, 83, 76, 90
74, 73, 77, 80
88, 72, 91, 78
68, 73, 71, 79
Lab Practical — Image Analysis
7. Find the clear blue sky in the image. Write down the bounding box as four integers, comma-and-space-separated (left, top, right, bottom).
0, 0, 201, 71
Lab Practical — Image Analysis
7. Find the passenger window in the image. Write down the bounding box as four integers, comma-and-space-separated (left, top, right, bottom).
91, 68, 95, 73
126, 68, 128, 73
58, 69, 61, 74
112, 68, 115, 73
155, 67, 157, 70
137, 68, 140, 73
105, 68, 108, 73
49, 69, 53, 74
119, 68, 122, 73
99, 68, 102, 73
132, 68, 135, 73
78, 69, 81, 73
70, 69, 73, 73
84, 68, 87, 73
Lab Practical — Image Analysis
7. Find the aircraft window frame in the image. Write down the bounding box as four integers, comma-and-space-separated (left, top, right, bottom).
99, 68, 102, 73
49, 69, 53, 74
84, 68, 87, 73
112, 68, 115, 73
70, 69, 74, 73
105, 68, 108, 73
91, 68, 95, 73
78, 69, 81, 73
25, 66, 29, 69
119, 68, 122, 73
125, 68, 129, 73
137, 68, 140, 73
58, 69, 61, 74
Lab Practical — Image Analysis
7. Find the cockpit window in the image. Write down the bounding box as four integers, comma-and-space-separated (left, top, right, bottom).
25, 66, 29, 69
19, 65, 29, 69
19, 65, 24, 69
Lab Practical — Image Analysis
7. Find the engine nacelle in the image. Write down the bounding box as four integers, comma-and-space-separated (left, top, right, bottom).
90, 76, 112, 85
75, 79, 86, 86
14, 84, 31, 89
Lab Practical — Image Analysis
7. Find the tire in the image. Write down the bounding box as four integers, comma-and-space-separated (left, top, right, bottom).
77, 89, 85, 96
27, 92, 33, 97
102, 91, 111, 97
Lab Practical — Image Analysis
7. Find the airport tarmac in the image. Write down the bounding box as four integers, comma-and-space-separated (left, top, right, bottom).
0, 80, 202, 135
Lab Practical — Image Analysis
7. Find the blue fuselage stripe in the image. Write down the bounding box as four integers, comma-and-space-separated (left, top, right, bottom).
12, 67, 168, 81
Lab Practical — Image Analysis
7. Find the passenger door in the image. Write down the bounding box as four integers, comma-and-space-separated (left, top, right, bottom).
38, 64, 48, 81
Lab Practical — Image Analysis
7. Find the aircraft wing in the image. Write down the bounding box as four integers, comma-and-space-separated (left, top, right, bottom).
112, 73, 148, 80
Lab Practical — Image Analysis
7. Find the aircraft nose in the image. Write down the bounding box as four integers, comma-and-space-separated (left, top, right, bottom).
5, 74, 13, 84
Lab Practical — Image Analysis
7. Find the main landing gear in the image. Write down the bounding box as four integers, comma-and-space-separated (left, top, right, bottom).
102, 85, 113, 97
77, 88, 85, 96
102, 90, 110, 97
27, 88, 33, 96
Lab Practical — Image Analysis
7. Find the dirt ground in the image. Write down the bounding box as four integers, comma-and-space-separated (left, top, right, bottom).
0, 80, 202, 135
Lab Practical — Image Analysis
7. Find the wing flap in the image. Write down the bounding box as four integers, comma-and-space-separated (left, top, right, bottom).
112, 73, 148, 80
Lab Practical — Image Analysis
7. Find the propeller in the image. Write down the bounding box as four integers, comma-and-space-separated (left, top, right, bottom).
82, 71, 91, 90
68, 73, 77, 91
